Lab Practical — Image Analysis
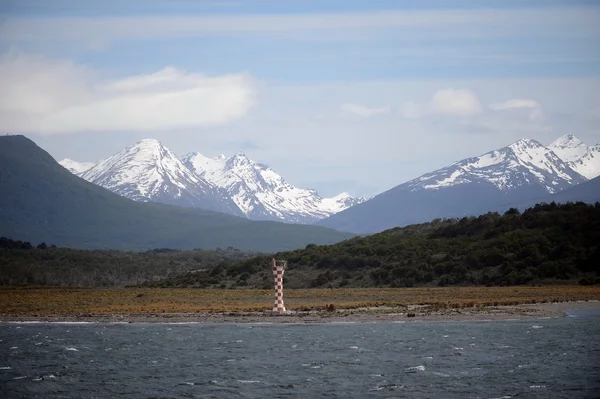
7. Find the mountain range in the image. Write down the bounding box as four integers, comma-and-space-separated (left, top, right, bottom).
61, 140, 366, 224
317, 134, 600, 233
58, 133, 600, 235
0, 135, 353, 251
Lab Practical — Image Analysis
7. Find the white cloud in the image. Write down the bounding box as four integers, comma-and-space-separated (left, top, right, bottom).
429, 88, 483, 117
489, 98, 539, 111
489, 98, 542, 121
340, 103, 390, 118
398, 89, 483, 119
0, 52, 255, 134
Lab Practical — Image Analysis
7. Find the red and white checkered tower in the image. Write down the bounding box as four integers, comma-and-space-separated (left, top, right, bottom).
272, 258, 288, 312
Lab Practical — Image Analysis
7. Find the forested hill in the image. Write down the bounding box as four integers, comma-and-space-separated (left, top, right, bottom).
152, 202, 600, 289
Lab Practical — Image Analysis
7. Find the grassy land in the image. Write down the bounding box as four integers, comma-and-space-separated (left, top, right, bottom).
1, 286, 599, 316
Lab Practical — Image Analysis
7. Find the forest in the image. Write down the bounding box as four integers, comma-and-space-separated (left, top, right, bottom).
2, 202, 599, 288
0, 238, 256, 286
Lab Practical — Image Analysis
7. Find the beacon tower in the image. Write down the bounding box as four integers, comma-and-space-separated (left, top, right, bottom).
272, 258, 287, 312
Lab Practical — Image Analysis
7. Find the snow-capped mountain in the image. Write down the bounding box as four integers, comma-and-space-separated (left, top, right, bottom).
183, 151, 366, 223
406, 138, 584, 194
59, 158, 95, 174
320, 192, 367, 214
548, 134, 588, 162
568, 144, 600, 179
318, 137, 588, 233
60, 140, 364, 223
77, 139, 242, 215
545, 134, 600, 180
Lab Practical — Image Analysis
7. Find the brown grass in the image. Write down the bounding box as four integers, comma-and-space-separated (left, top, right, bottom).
0, 286, 599, 316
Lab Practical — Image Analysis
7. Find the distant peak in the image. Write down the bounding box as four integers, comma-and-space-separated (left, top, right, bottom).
59, 157, 89, 164
549, 134, 585, 149
215, 154, 226, 160
224, 152, 253, 170
511, 138, 541, 146
333, 192, 352, 199
507, 138, 545, 152
135, 138, 162, 147
59, 158, 95, 174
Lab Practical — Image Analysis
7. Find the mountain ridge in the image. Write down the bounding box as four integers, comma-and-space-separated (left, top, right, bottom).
317, 135, 590, 233
61, 139, 366, 224
183, 150, 366, 223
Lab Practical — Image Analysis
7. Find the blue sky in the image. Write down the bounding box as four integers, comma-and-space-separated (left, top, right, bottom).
1, 0, 599, 197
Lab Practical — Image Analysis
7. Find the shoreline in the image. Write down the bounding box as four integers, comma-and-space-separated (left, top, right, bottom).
2, 300, 598, 324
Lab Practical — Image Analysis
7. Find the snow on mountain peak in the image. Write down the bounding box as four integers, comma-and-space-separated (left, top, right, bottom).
181, 151, 226, 175
81, 139, 198, 197
182, 150, 365, 223
407, 136, 585, 194
568, 143, 600, 179
320, 192, 367, 214
333, 192, 351, 200
59, 158, 95, 174
550, 134, 582, 148
508, 138, 544, 152
78, 140, 240, 214
224, 152, 255, 172
548, 134, 588, 163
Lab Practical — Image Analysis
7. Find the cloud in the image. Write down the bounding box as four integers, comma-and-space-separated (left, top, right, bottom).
489, 98, 542, 121
341, 103, 390, 118
0, 53, 255, 134
429, 89, 483, 117
400, 88, 482, 118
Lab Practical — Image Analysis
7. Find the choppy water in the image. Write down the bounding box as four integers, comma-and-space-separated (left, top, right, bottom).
1, 307, 599, 398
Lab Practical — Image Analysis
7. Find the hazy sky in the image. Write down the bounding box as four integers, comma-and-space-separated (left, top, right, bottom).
1, 0, 599, 197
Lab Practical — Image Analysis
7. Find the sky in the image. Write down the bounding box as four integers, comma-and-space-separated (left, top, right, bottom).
1, 0, 599, 198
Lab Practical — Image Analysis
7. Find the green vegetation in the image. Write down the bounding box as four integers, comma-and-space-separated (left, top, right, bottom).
0, 237, 255, 286
0, 135, 352, 252
149, 202, 600, 289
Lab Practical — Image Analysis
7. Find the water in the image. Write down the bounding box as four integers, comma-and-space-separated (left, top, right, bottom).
1, 308, 599, 398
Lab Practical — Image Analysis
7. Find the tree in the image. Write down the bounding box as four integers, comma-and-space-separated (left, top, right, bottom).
504, 207, 521, 216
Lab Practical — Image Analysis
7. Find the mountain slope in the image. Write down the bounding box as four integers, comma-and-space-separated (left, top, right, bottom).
0, 135, 353, 252
79, 139, 242, 215
515, 175, 600, 209
183, 151, 365, 223
568, 144, 600, 179
317, 138, 586, 233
